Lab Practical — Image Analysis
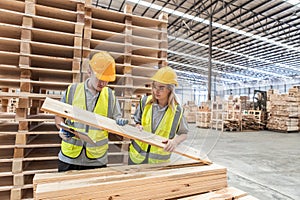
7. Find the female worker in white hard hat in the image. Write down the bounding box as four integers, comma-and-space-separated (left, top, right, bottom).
129, 66, 188, 164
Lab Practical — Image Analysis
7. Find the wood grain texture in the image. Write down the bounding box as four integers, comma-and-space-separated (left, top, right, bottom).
41, 97, 211, 164
34, 163, 226, 199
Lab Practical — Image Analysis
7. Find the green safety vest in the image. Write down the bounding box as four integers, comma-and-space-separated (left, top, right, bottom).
61, 82, 115, 159
129, 95, 183, 164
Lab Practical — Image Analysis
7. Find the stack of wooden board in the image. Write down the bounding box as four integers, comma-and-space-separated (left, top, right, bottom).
241, 110, 262, 131
33, 162, 228, 199
267, 88, 300, 132
33, 162, 259, 200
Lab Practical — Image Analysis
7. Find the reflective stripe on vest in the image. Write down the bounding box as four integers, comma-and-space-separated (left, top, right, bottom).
61, 82, 114, 159
129, 95, 183, 164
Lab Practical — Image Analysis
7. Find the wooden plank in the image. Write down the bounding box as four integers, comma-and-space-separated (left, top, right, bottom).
132, 35, 162, 48
29, 15, 81, 35
89, 39, 125, 53
0, 92, 61, 99
29, 41, 79, 58
0, 8, 24, 26
91, 18, 126, 33
0, 38, 21, 53
91, 7, 126, 23
0, 186, 13, 192
131, 14, 167, 26
35, 164, 225, 199
178, 187, 247, 200
33, 161, 201, 184
132, 25, 162, 39
35, 0, 79, 11
0, 51, 20, 65
92, 28, 125, 43
72, 177, 226, 200
35, 4, 78, 22
41, 97, 211, 164
33, 161, 205, 193
0, 0, 25, 13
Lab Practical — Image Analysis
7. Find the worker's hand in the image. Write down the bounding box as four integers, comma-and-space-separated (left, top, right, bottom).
59, 128, 75, 140
116, 118, 129, 126
162, 139, 178, 152
136, 124, 143, 131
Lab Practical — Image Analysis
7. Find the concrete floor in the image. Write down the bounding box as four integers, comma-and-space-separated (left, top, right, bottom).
171, 124, 300, 200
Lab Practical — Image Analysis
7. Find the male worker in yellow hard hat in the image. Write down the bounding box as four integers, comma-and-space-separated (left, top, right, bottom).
127, 66, 188, 164
55, 51, 127, 172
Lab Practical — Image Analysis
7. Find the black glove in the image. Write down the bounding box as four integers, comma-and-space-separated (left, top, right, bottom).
59, 128, 75, 138
116, 118, 129, 126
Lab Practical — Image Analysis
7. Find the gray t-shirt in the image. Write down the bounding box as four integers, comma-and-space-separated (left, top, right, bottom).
59, 78, 122, 166
133, 101, 188, 135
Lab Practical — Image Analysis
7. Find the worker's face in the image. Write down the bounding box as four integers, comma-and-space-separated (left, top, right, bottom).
152, 82, 170, 101
89, 67, 108, 92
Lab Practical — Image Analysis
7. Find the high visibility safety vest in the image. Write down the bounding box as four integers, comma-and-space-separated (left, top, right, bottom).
129, 95, 183, 164
61, 82, 115, 160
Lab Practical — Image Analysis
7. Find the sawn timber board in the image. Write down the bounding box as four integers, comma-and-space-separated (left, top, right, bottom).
41, 97, 211, 164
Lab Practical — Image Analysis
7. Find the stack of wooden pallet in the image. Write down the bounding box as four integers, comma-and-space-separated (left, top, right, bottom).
223, 97, 242, 131
0, 0, 169, 199
82, 4, 168, 120
0, 0, 85, 198
196, 111, 211, 128
33, 162, 258, 200
195, 101, 211, 128
211, 101, 226, 131
183, 101, 199, 123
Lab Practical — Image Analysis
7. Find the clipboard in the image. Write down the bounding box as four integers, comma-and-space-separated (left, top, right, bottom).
58, 123, 97, 146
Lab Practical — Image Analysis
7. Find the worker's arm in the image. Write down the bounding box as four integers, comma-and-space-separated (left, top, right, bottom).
163, 116, 189, 152
55, 90, 67, 130
55, 115, 75, 139
163, 134, 187, 152
113, 97, 129, 126
54, 91, 74, 139
55, 115, 65, 130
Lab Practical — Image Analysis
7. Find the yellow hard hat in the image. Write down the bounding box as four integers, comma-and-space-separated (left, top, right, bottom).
89, 51, 116, 82
151, 66, 178, 86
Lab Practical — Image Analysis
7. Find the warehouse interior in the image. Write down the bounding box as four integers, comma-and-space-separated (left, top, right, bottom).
0, 0, 299, 199
96, 0, 300, 99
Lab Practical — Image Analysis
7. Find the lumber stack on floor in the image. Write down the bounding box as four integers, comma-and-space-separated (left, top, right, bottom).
33, 162, 227, 200
267, 87, 300, 132
241, 110, 262, 131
